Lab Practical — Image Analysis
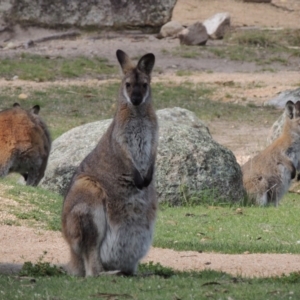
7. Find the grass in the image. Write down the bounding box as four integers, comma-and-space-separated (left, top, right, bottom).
167, 29, 300, 66
1, 266, 300, 299
0, 53, 118, 81
1, 176, 300, 255
154, 193, 300, 254
0, 81, 281, 139
0, 83, 119, 138
0, 177, 62, 231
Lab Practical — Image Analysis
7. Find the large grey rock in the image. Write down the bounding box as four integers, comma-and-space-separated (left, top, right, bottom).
40, 108, 245, 205
158, 20, 184, 39
8, 0, 177, 30
0, 0, 11, 38
267, 88, 300, 109
178, 22, 208, 46
155, 108, 245, 205
203, 12, 230, 40
0, 1, 11, 16
40, 119, 112, 196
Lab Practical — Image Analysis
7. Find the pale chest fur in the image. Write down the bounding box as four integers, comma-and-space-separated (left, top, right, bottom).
123, 117, 155, 173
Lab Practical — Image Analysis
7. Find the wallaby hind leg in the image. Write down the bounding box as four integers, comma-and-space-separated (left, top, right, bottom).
63, 176, 107, 277
68, 247, 85, 277
64, 203, 104, 277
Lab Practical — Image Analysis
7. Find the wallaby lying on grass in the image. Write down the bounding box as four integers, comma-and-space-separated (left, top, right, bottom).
0, 103, 51, 186
242, 100, 300, 206
62, 50, 158, 277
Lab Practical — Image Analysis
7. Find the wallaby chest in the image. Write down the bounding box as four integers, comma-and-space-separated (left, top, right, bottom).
124, 117, 154, 173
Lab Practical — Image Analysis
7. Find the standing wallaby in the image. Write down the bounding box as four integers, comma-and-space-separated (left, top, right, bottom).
242, 100, 300, 206
62, 50, 158, 277
0, 103, 51, 186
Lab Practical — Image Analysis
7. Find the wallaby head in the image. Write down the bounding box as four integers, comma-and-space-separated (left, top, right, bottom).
284, 100, 300, 137
13, 102, 40, 115
116, 49, 155, 107
0, 102, 51, 186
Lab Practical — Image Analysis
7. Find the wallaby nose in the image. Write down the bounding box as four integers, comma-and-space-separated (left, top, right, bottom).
131, 88, 143, 106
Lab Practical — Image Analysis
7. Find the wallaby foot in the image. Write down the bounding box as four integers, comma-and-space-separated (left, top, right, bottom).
67, 249, 85, 277
83, 247, 103, 277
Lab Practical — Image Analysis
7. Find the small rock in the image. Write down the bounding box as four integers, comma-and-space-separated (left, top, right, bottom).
178, 22, 208, 46
203, 12, 230, 39
4, 42, 15, 50
158, 20, 184, 39
235, 208, 243, 214
12, 76, 19, 80
18, 93, 28, 100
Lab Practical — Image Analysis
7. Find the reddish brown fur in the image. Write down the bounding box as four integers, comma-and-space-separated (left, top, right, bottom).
0, 103, 51, 186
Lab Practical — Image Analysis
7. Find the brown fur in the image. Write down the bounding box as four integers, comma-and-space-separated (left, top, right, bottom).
0, 103, 51, 186
62, 50, 158, 277
242, 100, 300, 206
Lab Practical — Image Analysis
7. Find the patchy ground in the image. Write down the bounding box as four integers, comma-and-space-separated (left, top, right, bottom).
1, 0, 300, 277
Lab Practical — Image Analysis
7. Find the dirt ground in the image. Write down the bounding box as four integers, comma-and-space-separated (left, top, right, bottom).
1, 0, 300, 278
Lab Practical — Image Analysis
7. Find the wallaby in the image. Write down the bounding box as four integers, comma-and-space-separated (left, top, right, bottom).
242, 100, 300, 206
62, 50, 158, 277
0, 103, 51, 186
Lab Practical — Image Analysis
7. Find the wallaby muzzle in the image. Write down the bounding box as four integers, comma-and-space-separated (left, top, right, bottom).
131, 86, 144, 106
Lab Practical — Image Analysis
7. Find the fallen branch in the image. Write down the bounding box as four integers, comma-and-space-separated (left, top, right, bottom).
2, 30, 81, 50
33, 30, 81, 43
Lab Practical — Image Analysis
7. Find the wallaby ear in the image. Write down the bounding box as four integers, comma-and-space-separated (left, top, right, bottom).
31, 105, 40, 115
294, 101, 300, 118
116, 49, 134, 74
13, 102, 20, 108
285, 101, 295, 119
137, 53, 155, 76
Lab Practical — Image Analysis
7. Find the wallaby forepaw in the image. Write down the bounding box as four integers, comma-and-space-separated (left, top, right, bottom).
133, 168, 144, 189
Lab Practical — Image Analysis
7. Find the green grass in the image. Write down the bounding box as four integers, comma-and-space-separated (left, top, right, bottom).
164, 45, 202, 59
0, 82, 281, 139
0, 83, 119, 138
176, 69, 194, 76
0, 177, 62, 231
154, 193, 300, 254
1, 267, 300, 300
1, 176, 300, 254
167, 29, 300, 66
0, 53, 118, 81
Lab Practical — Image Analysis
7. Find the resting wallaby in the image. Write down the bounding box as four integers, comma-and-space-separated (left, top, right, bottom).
62, 50, 158, 277
0, 103, 51, 186
242, 100, 300, 206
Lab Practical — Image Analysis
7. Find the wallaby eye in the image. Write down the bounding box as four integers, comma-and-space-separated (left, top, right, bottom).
143, 83, 148, 89
126, 82, 131, 88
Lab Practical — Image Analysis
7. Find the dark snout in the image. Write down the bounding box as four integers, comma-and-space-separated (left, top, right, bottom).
131, 86, 143, 106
